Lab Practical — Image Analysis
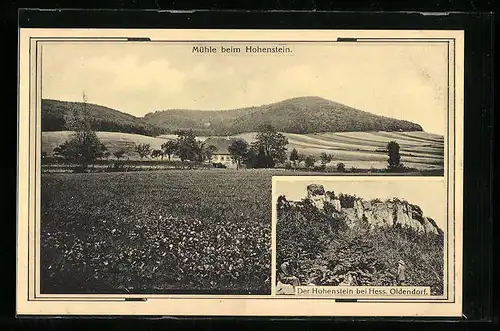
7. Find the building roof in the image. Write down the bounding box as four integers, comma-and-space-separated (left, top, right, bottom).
204, 137, 248, 155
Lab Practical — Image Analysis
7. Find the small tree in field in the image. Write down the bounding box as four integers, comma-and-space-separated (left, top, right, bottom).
252, 124, 288, 166
161, 140, 178, 161
297, 153, 306, 168
336, 162, 346, 172
228, 139, 249, 170
320, 152, 334, 168
387, 141, 403, 171
111, 148, 127, 170
204, 145, 218, 163
52, 92, 106, 171
175, 130, 199, 162
102, 151, 111, 160
290, 148, 299, 170
305, 155, 316, 169
135, 143, 151, 160
113, 148, 126, 160
151, 149, 163, 160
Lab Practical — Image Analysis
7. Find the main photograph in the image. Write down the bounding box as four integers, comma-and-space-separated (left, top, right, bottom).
39, 41, 448, 295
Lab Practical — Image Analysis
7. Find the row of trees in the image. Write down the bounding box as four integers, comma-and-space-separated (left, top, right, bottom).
126, 125, 290, 170
130, 124, 290, 170
52, 132, 403, 173
289, 149, 337, 170
229, 125, 289, 169
130, 132, 219, 163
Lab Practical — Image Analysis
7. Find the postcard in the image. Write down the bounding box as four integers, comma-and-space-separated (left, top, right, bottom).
17, 28, 463, 316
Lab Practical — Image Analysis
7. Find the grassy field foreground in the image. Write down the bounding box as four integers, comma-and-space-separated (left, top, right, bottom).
41, 169, 285, 294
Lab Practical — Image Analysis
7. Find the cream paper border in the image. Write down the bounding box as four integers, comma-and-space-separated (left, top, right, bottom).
17, 28, 464, 316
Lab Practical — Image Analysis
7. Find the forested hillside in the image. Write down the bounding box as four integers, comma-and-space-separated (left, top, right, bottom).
144, 96, 423, 135
43, 96, 425, 136
42, 99, 166, 136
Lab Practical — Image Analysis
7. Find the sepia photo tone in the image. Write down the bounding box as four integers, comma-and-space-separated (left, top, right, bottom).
18, 29, 463, 316
38, 38, 448, 295
274, 179, 446, 296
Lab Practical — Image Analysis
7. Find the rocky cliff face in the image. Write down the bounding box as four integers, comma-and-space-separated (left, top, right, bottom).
344, 198, 442, 235
299, 184, 442, 236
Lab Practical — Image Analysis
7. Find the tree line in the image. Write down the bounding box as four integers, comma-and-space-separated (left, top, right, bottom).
114, 125, 290, 170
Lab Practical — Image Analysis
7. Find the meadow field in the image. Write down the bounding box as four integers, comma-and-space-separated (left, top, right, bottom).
43, 130, 444, 171
42, 169, 287, 294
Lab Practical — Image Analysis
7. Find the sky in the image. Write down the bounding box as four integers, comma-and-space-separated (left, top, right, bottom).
275, 178, 447, 231
41, 41, 449, 135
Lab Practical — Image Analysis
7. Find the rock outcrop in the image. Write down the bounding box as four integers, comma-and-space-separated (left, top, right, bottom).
300, 184, 442, 235
346, 198, 441, 235
306, 184, 342, 211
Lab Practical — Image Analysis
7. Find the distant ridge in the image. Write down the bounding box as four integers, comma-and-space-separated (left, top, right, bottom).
144, 96, 423, 135
42, 96, 423, 136
42, 99, 165, 137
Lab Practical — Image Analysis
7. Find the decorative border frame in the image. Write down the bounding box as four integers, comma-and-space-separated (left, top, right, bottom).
17, 29, 464, 316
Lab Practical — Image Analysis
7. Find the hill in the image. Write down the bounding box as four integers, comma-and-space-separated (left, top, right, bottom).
43, 97, 423, 136
42, 99, 166, 136
143, 96, 424, 135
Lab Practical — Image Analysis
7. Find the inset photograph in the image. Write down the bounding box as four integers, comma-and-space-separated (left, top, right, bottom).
274, 177, 446, 296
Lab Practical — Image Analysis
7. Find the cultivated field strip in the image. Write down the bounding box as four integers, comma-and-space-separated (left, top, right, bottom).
395, 131, 444, 143
283, 132, 444, 169
286, 133, 443, 158
315, 133, 443, 154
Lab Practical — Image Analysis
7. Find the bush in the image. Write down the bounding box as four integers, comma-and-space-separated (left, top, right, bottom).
213, 162, 227, 169
72, 166, 87, 173
313, 165, 326, 171
304, 155, 316, 169
336, 162, 346, 172
338, 193, 356, 208
276, 196, 348, 282
389, 165, 419, 173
